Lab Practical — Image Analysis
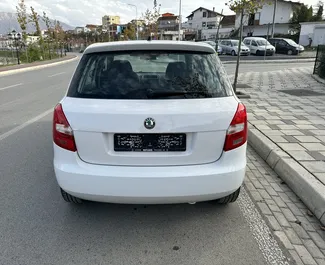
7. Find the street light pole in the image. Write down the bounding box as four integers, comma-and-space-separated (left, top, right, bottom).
8, 30, 21, 65
178, 0, 182, 41
128, 4, 139, 40
271, 0, 277, 38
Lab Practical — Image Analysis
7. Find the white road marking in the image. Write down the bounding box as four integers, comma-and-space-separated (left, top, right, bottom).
238, 187, 290, 265
0, 108, 53, 142
48, 72, 65, 77
0, 83, 23, 91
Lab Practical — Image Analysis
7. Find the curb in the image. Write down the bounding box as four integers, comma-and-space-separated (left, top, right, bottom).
222, 58, 315, 64
248, 125, 325, 226
0, 56, 78, 77
311, 74, 325, 85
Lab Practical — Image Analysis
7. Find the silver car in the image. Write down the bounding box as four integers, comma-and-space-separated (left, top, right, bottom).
219, 39, 250, 56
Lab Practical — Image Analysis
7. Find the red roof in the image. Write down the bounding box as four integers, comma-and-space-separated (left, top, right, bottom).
162, 13, 175, 17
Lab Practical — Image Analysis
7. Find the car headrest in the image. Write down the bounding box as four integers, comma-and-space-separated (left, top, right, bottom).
109, 60, 133, 73
165, 62, 187, 79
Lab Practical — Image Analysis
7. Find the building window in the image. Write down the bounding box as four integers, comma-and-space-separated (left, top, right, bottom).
203, 12, 207, 17
202, 22, 206, 28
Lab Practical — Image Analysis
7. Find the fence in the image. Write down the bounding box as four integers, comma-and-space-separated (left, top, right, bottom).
313, 45, 325, 78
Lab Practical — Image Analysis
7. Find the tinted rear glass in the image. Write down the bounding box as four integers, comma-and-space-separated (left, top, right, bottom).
67, 50, 233, 100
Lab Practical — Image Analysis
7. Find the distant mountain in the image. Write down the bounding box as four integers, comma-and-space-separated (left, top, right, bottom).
0, 12, 74, 35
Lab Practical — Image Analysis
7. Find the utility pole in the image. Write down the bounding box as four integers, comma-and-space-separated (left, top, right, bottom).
271, 0, 277, 38
233, 8, 244, 93
215, 9, 223, 52
178, 0, 182, 41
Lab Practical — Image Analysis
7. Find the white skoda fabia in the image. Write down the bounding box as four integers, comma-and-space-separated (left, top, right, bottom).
53, 40, 247, 204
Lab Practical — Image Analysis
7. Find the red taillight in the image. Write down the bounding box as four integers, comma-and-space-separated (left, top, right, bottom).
53, 104, 77, 152
224, 103, 247, 151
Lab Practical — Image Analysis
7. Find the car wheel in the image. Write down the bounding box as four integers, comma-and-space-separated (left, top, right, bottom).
287, 50, 293, 55
256, 50, 260, 56
231, 50, 236, 56
60, 188, 83, 203
218, 187, 241, 204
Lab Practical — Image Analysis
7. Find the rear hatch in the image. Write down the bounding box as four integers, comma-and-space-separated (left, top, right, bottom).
62, 47, 237, 166
62, 97, 238, 166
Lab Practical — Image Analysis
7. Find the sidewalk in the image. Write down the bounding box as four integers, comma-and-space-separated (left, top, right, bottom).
0, 54, 78, 76
235, 66, 325, 226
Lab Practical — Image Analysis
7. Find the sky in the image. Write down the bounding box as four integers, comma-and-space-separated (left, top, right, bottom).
0, 0, 321, 27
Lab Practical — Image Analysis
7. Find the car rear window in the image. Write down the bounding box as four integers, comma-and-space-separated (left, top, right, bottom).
67, 50, 233, 99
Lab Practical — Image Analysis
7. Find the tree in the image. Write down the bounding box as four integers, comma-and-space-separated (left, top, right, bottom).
227, 0, 265, 92
124, 23, 136, 40
42, 12, 53, 59
313, 1, 323, 21
29, 6, 43, 42
16, 0, 28, 41
141, 0, 161, 39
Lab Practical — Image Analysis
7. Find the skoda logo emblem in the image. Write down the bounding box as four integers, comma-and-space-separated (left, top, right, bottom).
144, 117, 155, 130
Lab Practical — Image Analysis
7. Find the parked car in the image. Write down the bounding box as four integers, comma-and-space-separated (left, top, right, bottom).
219, 39, 250, 56
243, 37, 275, 56
202, 40, 223, 55
268, 38, 304, 55
53, 40, 247, 205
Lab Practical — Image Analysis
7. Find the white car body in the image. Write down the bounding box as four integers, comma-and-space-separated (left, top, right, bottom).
219, 40, 250, 56
53, 40, 247, 204
243, 37, 275, 55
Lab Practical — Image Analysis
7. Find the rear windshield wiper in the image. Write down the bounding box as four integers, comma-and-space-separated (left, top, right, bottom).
149, 91, 213, 98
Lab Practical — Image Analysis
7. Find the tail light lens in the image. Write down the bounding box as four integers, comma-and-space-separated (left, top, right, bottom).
53, 104, 77, 152
224, 103, 247, 151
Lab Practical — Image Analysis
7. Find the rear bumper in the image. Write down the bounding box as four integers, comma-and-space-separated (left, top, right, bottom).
53, 144, 247, 204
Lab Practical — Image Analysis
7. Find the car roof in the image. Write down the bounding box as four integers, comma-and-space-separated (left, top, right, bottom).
84, 40, 215, 54
244, 37, 267, 40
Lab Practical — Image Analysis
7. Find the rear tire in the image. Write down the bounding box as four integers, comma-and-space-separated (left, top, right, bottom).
231, 50, 236, 56
60, 188, 83, 204
218, 187, 241, 204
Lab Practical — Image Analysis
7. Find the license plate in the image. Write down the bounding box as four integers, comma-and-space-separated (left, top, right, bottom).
114, 133, 186, 152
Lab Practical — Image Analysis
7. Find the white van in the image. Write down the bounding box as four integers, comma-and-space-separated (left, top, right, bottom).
243, 37, 275, 56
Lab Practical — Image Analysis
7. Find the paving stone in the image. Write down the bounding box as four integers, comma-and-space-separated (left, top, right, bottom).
304, 239, 325, 259
273, 196, 287, 208
285, 191, 301, 203
265, 215, 282, 231
249, 190, 263, 202
265, 185, 278, 196
274, 231, 294, 249
289, 250, 305, 265
257, 202, 272, 215
316, 125, 325, 130
281, 130, 304, 136
278, 125, 299, 130
282, 208, 298, 223
269, 124, 281, 130
298, 217, 317, 232
295, 136, 321, 143
307, 151, 325, 161
287, 202, 304, 216
244, 182, 256, 191
270, 182, 284, 192
274, 212, 291, 227
283, 119, 296, 125
279, 192, 291, 203
299, 129, 316, 136
301, 161, 325, 173
260, 129, 284, 135
315, 258, 325, 265
255, 124, 272, 130
278, 143, 306, 151
294, 245, 318, 265
315, 136, 325, 142
292, 223, 310, 239
311, 130, 325, 136
287, 150, 315, 161
251, 178, 264, 189
285, 227, 303, 245
259, 189, 272, 200
294, 120, 312, 125
301, 143, 325, 151
283, 135, 300, 143
309, 232, 325, 250
266, 120, 286, 125
269, 135, 288, 142
296, 124, 318, 130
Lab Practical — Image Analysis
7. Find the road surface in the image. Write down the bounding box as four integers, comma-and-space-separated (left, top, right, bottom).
0, 58, 310, 265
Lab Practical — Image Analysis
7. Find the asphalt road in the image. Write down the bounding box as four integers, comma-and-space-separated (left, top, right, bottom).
0, 58, 303, 265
